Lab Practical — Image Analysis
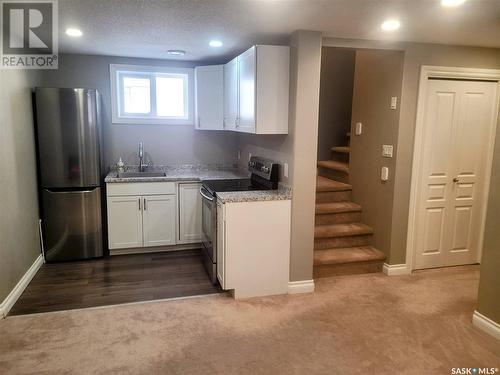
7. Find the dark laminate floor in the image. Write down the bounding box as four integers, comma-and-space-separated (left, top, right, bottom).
9, 249, 221, 316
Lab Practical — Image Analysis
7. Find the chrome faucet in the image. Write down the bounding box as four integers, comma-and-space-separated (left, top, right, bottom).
138, 141, 148, 172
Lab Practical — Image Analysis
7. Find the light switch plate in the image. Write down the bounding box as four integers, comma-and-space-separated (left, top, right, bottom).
355, 122, 363, 135
283, 163, 289, 178
381, 167, 389, 181
390, 97, 398, 110
382, 145, 394, 158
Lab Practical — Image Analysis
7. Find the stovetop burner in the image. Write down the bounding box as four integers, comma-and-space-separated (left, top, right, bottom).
202, 178, 271, 195
202, 156, 280, 195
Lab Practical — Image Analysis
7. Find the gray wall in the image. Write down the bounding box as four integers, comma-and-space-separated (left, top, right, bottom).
324, 38, 500, 265
317, 47, 355, 160
39, 54, 240, 170
391, 43, 500, 264
0, 69, 41, 303
238, 31, 322, 282
477, 125, 500, 324
324, 38, 500, 325
349, 49, 404, 260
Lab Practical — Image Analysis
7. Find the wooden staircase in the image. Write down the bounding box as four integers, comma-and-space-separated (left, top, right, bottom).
314, 133, 385, 278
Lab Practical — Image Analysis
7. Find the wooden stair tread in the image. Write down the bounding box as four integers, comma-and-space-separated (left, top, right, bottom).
317, 160, 349, 174
314, 222, 373, 238
314, 246, 385, 266
316, 176, 352, 192
331, 146, 350, 154
315, 201, 362, 214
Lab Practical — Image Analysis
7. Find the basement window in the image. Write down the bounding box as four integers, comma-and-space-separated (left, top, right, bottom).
110, 64, 194, 125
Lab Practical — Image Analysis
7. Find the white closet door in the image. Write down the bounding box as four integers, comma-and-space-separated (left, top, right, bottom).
414, 79, 497, 269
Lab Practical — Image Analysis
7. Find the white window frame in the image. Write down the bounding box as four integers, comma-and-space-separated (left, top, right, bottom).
110, 64, 194, 125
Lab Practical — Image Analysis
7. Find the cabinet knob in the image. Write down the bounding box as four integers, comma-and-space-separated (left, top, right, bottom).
453, 177, 459, 183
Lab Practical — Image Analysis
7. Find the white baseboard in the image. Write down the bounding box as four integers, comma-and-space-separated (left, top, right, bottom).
0, 254, 44, 319
288, 279, 315, 294
110, 243, 201, 256
472, 311, 500, 341
383, 263, 411, 276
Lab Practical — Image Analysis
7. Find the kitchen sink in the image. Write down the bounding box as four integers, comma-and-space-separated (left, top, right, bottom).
117, 171, 166, 178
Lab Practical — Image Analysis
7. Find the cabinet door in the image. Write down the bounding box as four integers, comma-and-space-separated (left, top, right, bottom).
194, 65, 224, 130
237, 46, 256, 133
143, 195, 176, 247
223, 57, 239, 131
178, 183, 202, 243
216, 201, 226, 288
107, 195, 143, 249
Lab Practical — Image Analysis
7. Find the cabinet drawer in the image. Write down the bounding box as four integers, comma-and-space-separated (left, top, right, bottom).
107, 182, 176, 196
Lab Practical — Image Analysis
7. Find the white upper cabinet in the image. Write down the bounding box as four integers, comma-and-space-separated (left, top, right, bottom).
237, 47, 256, 132
194, 65, 224, 130
226, 45, 290, 135
223, 57, 239, 131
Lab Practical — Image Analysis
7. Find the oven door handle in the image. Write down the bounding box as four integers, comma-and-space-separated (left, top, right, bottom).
199, 187, 214, 202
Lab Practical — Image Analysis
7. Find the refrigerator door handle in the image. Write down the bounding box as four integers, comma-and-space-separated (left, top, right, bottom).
43, 188, 99, 194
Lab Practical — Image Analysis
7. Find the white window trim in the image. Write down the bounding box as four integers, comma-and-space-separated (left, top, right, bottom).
110, 64, 194, 125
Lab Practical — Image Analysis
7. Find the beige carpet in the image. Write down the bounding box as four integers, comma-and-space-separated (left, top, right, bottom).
0, 266, 498, 374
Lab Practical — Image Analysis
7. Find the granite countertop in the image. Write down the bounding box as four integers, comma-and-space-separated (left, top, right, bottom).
216, 186, 292, 204
105, 165, 249, 183
105, 164, 292, 203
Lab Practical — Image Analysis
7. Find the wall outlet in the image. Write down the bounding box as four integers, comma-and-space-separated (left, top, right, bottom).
283, 163, 289, 178
355, 122, 363, 135
382, 145, 394, 158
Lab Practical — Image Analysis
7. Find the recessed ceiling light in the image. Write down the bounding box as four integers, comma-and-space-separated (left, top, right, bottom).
441, 0, 466, 7
65, 28, 82, 37
381, 19, 401, 31
167, 49, 186, 56
209, 40, 223, 48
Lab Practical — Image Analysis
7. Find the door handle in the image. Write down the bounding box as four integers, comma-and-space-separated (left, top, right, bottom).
143, 198, 147, 210
199, 187, 214, 201
138, 198, 141, 211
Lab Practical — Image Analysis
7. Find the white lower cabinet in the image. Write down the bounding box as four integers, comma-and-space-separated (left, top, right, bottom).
143, 195, 176, 247
178, 183, 203, 243
106, 182, 177, 251
217, 199, 291, 298
216, 200, 226, 288
107, 195, 143, 249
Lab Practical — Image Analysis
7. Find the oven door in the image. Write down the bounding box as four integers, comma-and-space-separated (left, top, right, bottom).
200, 185, 217, 262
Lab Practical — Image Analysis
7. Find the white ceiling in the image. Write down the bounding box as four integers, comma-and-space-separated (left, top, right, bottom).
59, 0, 500, 62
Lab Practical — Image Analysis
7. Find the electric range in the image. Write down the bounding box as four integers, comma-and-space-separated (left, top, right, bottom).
199, 156, 280, 284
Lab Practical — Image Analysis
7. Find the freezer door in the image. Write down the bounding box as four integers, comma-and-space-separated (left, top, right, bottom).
41, 187, 103, 262
35, 88, 100, 188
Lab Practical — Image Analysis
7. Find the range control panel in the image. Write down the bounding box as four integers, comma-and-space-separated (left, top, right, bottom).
248, 156, 280, 182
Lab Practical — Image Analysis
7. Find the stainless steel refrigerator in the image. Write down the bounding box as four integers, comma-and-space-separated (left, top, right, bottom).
35, 88, 104, 262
